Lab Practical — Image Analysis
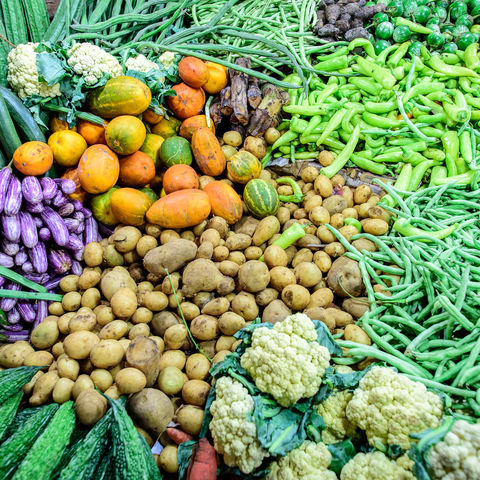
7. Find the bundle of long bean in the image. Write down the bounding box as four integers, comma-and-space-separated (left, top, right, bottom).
331, 180, 480, 417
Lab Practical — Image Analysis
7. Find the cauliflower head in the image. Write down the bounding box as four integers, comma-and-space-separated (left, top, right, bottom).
316, 390, 356, 444
209, 376, 268, 474
340, 451, 415, 480
427, 420, 480, 480
125, 54, 160, 74
240, 313, 331, 407
7, 43, 61, 99
67, 43, 122, 85
346, 366, 443, 449
158, 51, 176, 70
267, 441, 338, 480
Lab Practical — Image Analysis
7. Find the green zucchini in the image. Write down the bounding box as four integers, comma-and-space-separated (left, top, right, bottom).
139, 433, 162, 480
110, 396, 148, 480
0, 391, 22, 441
20, 0, 49, 42
12, 401, 76, 480
0, 0, 28, 45
0, 403, 59, 479
5, 406, 43, 437
0, 86, 47, 142
0, 366, 43, 404
0, 93, 21, 159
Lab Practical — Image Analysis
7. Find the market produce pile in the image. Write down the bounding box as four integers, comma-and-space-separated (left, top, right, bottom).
0, 0, 479, 479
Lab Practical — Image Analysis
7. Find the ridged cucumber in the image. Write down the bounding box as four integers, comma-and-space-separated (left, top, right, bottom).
0, 391, 22, 441
96, 448, 115, 480
12, 401, 76, 480
139, 433, 162, 480
0, 0, 28, 45
0, 93, 21, 159
51, 426, 90, 480
0, 403, 59, 479
0, 366, 43, 404
5, 406, 42, 437
0, 86, 46, 142
20, 0, 49, 42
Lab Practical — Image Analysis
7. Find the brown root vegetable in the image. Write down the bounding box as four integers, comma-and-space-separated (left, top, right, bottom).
90, 339, 124, 369
126, 336, 161, 387
175, 404, 204, 436
262, 299, 292, 324
231, 291, 259, 321
63, 331, 100, 360
327, 257, 364, 297
182, 379, 211, 407
75, 389, 107, 425
157, 366, 185, 395
218, 312, 245, 336
143, 239, 198, 277
237, 260, 270, 293
342, 297, 370, 319
252, 216, 280, 246
281, 284, 311, 310
115, 367, 147, 394
100, 266, 137, 301
182, 259, 223, 297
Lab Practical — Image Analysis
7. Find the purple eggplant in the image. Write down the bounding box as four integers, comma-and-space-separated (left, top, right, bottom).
58, 203, 74, 217
52, 191, 68, 208
1, 213, 21, 242
1, 331, 29, 341
55, 178, 76, 194
38, 227, 51, 242
21, 262, 33, 274
4, 176, 22, 215
15, 250, 28, 265
48, 249, 72, 274
72, 200, 83, 211
29, 242, 48, 273
43, 276, 61, 290
73, 249, 84, 262
6, 308, 20, 324
17, 301, 36, 322
25, 273, 49, 284
75, 222, 85, 234
0, 168, 12, 213
67, 235, 84, 252
0, 276, 5, 288
40, 207, 69, 246
98, 223, 115, 237
3, 323, 23, 331
40, 177, 58, 200
64, 218, 80, 232
0, 252, 14, 268
81, 207, 92, 219
20, 211, 38, 248
35, 301, 47, 327
72, 211, 84, 222
71, 260, 82, 276
0, 283, 20, 312
1, 239, 19, 256
33, 216, 43, 228
22, 176, 43, 204
25, 201, 44, 214
84, 216, 98, 244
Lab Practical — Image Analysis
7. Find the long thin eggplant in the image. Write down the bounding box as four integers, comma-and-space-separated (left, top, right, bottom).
1, 213, 21, 242
34, 300, 47, 327
19, 211, 38, 249
52, 191, 68, 208
64, 218, 80, 232
67, 235, 83, 252
38, 228, 51, 242
29, 242, 48, 274
21, 176, 43, 204
0, 283, 20, 311
43, 276, 61, 290
17, 301, 36, 322
71, 260, 82, 276
0, 253, 13, 268
4, 176, 22, 215
14, 250, 28, 266
0, 168, 12, 213
1, 239, 19, 257
48, 249, 72, 274
55, 178, 76, 194
32, 216, 43, 228
84, 216, 98, 244
25, 202, 44, 214
40, 177, 57, 200
58, 203, 74, 217
21, 262, 33, 274
40, 207, 69, 246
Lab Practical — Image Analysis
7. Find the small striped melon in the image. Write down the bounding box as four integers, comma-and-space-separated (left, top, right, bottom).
226, 150, 261, 184
243, 179, 279, 218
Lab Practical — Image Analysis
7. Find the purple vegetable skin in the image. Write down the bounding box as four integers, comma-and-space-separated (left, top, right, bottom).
0, 331, 29, 341
72, 211, 84, 222
48, 249, 72, 274
52, 191, 68, 208
34, 301, 47, 327
71, 260, 82, 276
39, 227, 51, 241
40, 207, 69, 246
55, 178, 76, 194
64, 218, 80, 232
4, 176, 22, 215
2, 213, 21, 242
84, 216, 98, 244
1, 239, 19, 256
22, 176, 43, 204
7, 308, 20, 324
40, 177, 58, 200
0, 276, 5, 288
17, 301, 36, 322
43, 276, 62, 290
25, 201, 44, 214
29, 242, 48, 273
0, 168, 12, 213
20, 211, 38, 248
21, 262, 33, 274
25, 273, 49, 284
0, 283, 20, 311
15, 250, 28, 265
3, 323, 23, 331
58, 203, 74, 217
0, 252, 14, 268
67, 235, 84, 252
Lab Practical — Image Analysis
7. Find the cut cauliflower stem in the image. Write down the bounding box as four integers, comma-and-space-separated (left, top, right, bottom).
240, 313, 331, 407
209, 376, 268, 474
7, 43, 61, 99
346, 366, 444, 449
67, 43, 122, 85
427, 420, 480, 480
125, 54, 160, 73
340, 451, 415, 480
266, 441, 338, 480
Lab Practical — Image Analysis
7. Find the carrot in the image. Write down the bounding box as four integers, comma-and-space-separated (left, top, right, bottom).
166, 427, 194, 445
186, 438, 217, 480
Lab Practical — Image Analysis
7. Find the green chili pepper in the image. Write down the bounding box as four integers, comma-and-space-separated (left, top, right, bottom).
465, 94, 480, 108
459, 130, 473, 166
455, 155, 469, 174
283, 105, 331, 116
441, 130, 460, 176
382, 163, 413, 207
365, 101, 397, 114
428, 55, 479, 77
349, 77, 383, 95
259, 223, 307, 261
440, 53, 461, 65
363, 111, 403, 129
464, 43, 480, 70
376, 44, 400, 64
321, 125, 360, 178
423, 148, 446, 161
344, 217, 363, 232
351, 154, 388, 175
387, 41, 411, 67
314, 56, 350, 73
403, 82, 445, 103
356, 56, 397, 90
276, 177, 305, 203
283, 74, 303, 105
429, 166, 448, 186
271, 130, 298, 150
409, 160, 441, 190
394, 17, 433, 35
393, 218, 459, 241
432, 170, 477, 185
419, 126, 445, 138
317, 108, 346, 146
444, 90, 470, 123
347, 38, 377, 58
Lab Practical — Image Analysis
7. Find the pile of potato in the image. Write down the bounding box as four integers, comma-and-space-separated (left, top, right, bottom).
0, 167, 393, 474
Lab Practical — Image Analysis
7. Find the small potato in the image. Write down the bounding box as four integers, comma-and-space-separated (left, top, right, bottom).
48, 302, 64, 316
330, 213, 344, 229
94, 306, 114, 327
276, 206, 290, 225
164, 324, 188, 350
72, 374, 94, 400
269, 266, 296, 291
104, 384, 121, 400
190, 315, 218, 341
318, 150, 334, 167
130, 307, 152, 325
325, 308, 354, 327
90, 340, 124, 369
143, 291, 168, 311
225, 233, 251, 251
196, 241, 213, 260
215, 336, 236, 352
307, 288, 334, 308
222, 144, 237, 160
213, 245, 229, 262
24, 351, 54, 367
52, 377, 74, 403
62, 291, 82, 312
175, 405, 204, 436
218, 260, 239, 277
304, 195, 323, 212
64, 331, 100, 360
292, 248, 313, 267
324, 242, 346, 258
129, 323, 150, 339
331, 174, 345, 186
157, 366, 185, 395
323, 195, 347, 215
218, 312, 245, 336
90, 369, 113, 392
264, 127, 281, 145
57, 356, 80, 381
213, 350, 230, 363
281, 284, 310, 310
59, 274, 79, 293
216, 276, 235, 297
237, 260, 270, 293
338, 225, 358, 242
57, 313, 74, 334
252, 216, 280, 246
104, 244, 124, 267
255, 288, 279, 306
182, 379, 210, 406
202, 297, 230, 316
83, 242, 103, 267
357, 202, 371, 218
314, 174, 333, 197
313, 251, 332, 273
75, 389, 107, 425
342, 207, 358, 219
244, 136, 267, 158
111, 287, 138, 319
262, 299, 291, 324
185, 353, 210, 380
200, 229, 221, 248
353, 184, 371, 204
304, 307, 335, 331
351, 238, 377, 253
301, 166, 319, 183
160, 229, 181, 244
158, 445, 178, 473
152, 311, 181, 336
223, 130, 243, 147
316, 225, 336, 243
99, 320, 129, 340
115, 367, 147, 394
69, 310, 97, 333
342, 297, 370, 319
263, 245, 288, 268
119, 338, 131, 352
244, 246, 262, 260
294, 262, 322, 288
0, 342, 35, 368
52, 342, 64, 358
159, 350, 186, 371
344, 324, 371, 345
81, 288, 101, 309
231, 292, 259, 321
136, 235, 158, 257
342, 186, 354, 208
113, 226, 142, 252
363, 218, 389, 235
30, 371, 58, 406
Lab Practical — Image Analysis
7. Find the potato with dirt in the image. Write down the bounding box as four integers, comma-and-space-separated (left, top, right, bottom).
75, 389, 107, 425
327, 257, 364, 297
262, 299, 292, 324
237, 260, 270, 293
100, 266, 137, 301
126, 336, 161, 386
252, 216, 280, 246
143, 239, 198, 276
182, 259, 223, 297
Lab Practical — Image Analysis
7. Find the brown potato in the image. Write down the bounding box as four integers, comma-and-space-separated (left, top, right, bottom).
158, 445, 178, 474
52, 377, 74, 404
314, 175, 333, 197
128, 323, 150, 339
81, 288, 101, 310
231, 292, 258, 321
57, 356, 80, 381
324, 242, 346, 258
125, 336, 161, 386
327, 257, 364, 298
339, 225, 359, 242
252, 216, 280, 246
90, 369, 113, 392
175, 405, 204, 436
136, 235, 158, 257
151, 311, 181, 336
318, 150, 334, 167
94, 306, 114, 327
83, 242, 103, 267
30, 371, 58, 406
115, 367, 147, 394
294, 262, 322, 288
363, 218, 389, 235
104, 384, 121, 400
98, 320, 128, 340
292, 248, 313, 267
262, 299, 292, 324
159, 350, 186, 371
164, 324, 188, 350
190, 315, 218, 341
317, 225, 336, 243
344, 324, 371, 344
263, 245, 288, 268
225, 233, 252, 251
281, 284, 310, 310
110, 287, 138, 319
218, 312, 245, 336
75, 389, 107, 425
69, 310, 97, 333
323, 196, 347, 215
52, 342, 65, 358
313, 251, 332, 273
30, 320, 60, 350
182, 379, 211, 406
353, 184, 371, 204
307, 288, 334, 308
255, 288, 279, 306
202, 297, 230, 316
237, 260, 270, 293
62, 291, 82, 312
100, 266, 137, 301
342, 297, 370, 319
90, 340, 124, 369
24, 351, 54, 367
72, 374, 94, 400
269, 266, 296, 291
303, 307, 335, 331
64, 331, 100, 360
59, 274, 79, 293
0, 342, 34, 368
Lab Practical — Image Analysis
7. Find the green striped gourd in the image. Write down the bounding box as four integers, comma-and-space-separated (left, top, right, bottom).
243, 178, 280, 218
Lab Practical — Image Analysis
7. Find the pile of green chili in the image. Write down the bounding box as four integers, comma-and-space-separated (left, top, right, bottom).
329, 180, 480, 417
269, 38, 480, 188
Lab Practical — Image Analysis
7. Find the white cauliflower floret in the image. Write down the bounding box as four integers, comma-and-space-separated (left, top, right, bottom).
427, 420, 480, 480
209, 376, 268, 473
240, 313, 331, 407
346, 366, 443, 449
316, 390, 356, 444
340, 451, 415, 480
125, 54, 160, 73
159, 51, 175, 69
67, 43, 122, 85
267, 441, 338, 480
7, 43, 61, 99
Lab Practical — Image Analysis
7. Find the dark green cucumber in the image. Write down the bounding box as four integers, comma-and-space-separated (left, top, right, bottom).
139, 433, 162, 480
0, 86, 47, 142
0, 147, 7, 168
0, 16, 11, 88
0, 403, 59, 479
12, 401, 76, 480
0, 93, 22, 159
110, 396, 148, 480
0, 391, 22, 441
0, 366, 43, 404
